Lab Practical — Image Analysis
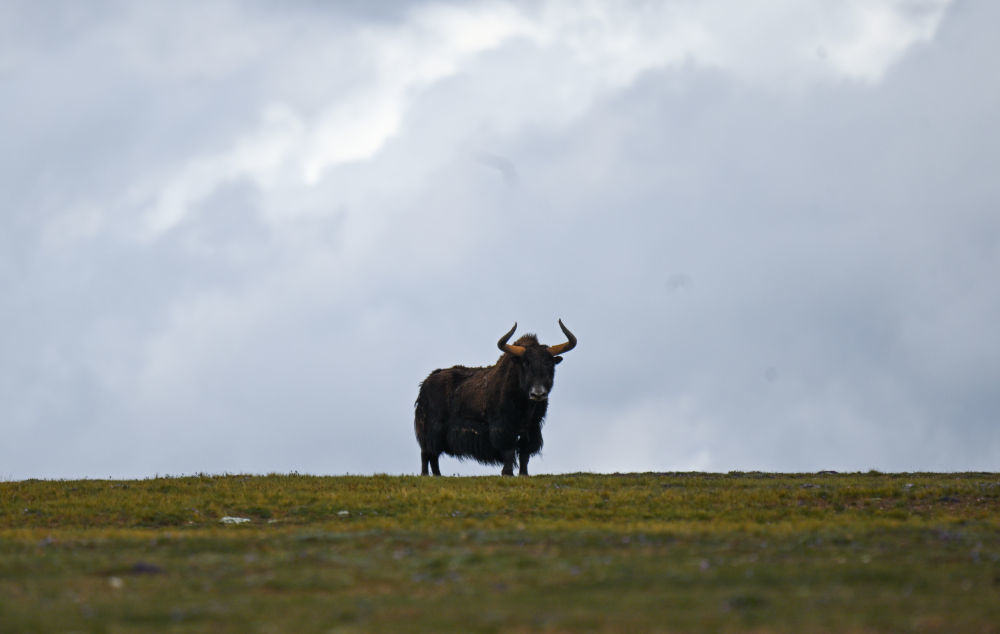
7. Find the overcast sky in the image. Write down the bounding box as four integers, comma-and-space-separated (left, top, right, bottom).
3, 0, 998, 479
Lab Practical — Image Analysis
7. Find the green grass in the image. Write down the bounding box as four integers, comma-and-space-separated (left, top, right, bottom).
2, 472, 999, 632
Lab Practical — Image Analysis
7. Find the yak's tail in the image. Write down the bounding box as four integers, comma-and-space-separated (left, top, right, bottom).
414, 395, 427, 445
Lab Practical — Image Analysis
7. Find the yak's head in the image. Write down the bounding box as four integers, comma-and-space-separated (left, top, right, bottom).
497, 320, 577, 402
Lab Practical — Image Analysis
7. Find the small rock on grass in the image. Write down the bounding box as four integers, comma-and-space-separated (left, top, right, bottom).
220, 516, 251, 524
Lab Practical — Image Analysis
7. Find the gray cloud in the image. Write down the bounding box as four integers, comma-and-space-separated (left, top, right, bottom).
2, 0, 997, 479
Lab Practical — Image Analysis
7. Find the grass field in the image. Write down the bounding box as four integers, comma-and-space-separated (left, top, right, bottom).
1, 472, 998, 632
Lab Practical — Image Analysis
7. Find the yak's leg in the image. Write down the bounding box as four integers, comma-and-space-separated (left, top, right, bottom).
501, 450, 515, 476
421, 452, 441, 476
517, 430, 540, 477
490, 424, 518, 476
518, 450, 530, 476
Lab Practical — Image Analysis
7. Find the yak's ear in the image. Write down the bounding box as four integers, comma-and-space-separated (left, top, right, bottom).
553, 356, 563, 365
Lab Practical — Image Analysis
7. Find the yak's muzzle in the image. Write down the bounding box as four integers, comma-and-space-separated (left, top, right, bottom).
528, 385, 549, 401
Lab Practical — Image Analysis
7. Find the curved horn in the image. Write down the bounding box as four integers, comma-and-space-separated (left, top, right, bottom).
497, 322, 525, 357
547, 319, 577, 355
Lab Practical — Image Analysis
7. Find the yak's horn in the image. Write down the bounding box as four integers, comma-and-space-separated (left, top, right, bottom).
547, 319, 577, 355
498, 322, 525, 356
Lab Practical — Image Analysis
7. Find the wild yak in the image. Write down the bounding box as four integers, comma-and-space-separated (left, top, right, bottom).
414, 320, 577, 476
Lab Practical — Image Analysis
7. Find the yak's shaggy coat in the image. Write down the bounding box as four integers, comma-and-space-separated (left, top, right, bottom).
414, 321, 577, 476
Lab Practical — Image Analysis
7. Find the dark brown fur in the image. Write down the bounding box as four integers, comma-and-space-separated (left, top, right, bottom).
414, 327, 573, 476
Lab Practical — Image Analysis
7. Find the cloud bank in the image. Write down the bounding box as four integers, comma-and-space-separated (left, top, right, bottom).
3, 0, 997, 478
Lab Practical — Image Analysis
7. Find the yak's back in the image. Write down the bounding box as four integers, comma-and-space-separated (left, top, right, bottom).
418, 365, 483, 402
423, 364, 480, 386
417, 363, 495, 414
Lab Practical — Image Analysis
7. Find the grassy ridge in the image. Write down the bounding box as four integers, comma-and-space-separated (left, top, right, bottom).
2, 472, 999, 632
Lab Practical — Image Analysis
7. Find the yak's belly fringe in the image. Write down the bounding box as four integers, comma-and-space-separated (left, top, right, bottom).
445, 424, 505, 465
